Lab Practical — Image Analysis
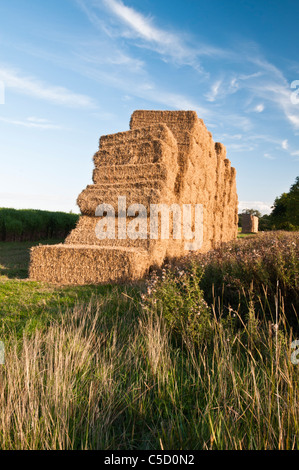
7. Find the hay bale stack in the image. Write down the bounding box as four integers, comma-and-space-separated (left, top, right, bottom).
30, 110, 238, 285
242, 214, 259, 233
130, 110, 238, 253
77, 123, 179, 216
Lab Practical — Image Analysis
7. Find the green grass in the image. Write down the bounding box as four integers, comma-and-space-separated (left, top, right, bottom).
0, 234, 298, 450
237, 227, 257, 238
0, 239, 63, 279
237, 232, 257, 238
0, 240, 139, 338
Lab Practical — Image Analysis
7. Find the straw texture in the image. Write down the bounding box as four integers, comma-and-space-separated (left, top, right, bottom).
30, 110, 238, 285
30, 244, 150, 285
242, 214, 259, 233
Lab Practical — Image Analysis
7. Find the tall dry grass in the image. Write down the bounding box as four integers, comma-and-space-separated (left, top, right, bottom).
0, 301, 130, 449
0, 293, 298, 449
0, 231, 297, 449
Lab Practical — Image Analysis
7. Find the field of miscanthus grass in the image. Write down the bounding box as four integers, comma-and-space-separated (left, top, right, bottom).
0, 231, 298, 450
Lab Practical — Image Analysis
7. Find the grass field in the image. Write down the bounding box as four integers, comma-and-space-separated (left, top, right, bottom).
237, 227, 257, 238
0, 233, 298, 450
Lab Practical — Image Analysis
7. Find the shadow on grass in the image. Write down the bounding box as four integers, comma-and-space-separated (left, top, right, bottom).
0, 240, 140, 337
0, 240, 63, 279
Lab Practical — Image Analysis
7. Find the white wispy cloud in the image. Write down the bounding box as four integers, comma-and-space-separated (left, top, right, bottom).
248, 79, 299, 130
13, 0, 297, 139
101, 0, 200, 64
72, 53, 210, 117
0, 66, 96, 108
287, 113, 299, 128
249, 56, 285, 82
264, 153, 275, 160
254, 103, 264, 113
218, 113, 253, 133
205, 80, 222, 102
74, 44, 145, 73
104, 0, 174, 43
0, 116, 63, 130
213, 50, 299, 131
246, 133, 282, 146
239, 200, 272, 214
124, 82, 209, 116
76, 0, 227, 71
226, 142, 255, 152
72, 1, 299, 138
218, 133, 243, 141
282, 139, 288, 150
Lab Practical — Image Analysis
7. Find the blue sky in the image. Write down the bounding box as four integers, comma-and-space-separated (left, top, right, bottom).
0, 0, 298, 214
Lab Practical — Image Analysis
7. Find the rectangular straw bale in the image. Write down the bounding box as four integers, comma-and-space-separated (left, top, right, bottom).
92, 162, 177, 188
29, 244, 150, 285
94, 137, 178, 168
65, 215, 151, 249
77, 182, 176, 216
130, 110, 198, 138
242, 214, 259, 233
99, 123, 176, 151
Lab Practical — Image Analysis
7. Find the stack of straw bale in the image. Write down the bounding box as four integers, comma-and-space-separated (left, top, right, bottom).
30, 110, 238, 285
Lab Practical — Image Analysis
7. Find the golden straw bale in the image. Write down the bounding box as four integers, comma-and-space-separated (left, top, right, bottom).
30, 244, 150, 285
77, 183, 176, 216
242, 214, 259, 233
92, 162, 177, 188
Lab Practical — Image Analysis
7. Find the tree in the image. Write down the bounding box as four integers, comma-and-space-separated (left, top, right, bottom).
242, 208, 262, 218
271, 193, 288, 219
270, 176, 299, 230
287, 176, 299, 226
258, 214, 272, 231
